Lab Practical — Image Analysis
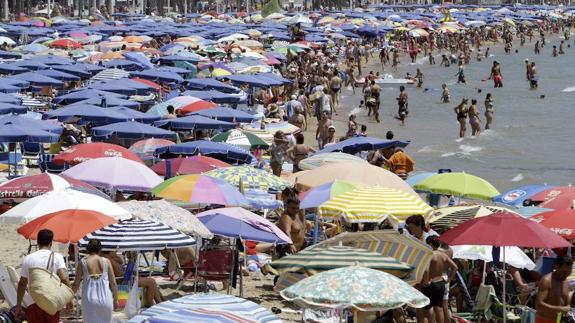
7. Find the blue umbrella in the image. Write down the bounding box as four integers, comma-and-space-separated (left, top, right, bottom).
154, 115, 235, 130
12, 60, 49, 70
186, 78, 240, 93
0, 64, 28, 75
9, 72, 63, 86
318, 137, 410, 154
109, 107, 161, 124
90, 79, 156, 95
182, 90, 244, 104
18, 43, 48, 53
101, 59, 142, 71
54, 89, 126, 104
406, 172, 437, 187
72, 96, 140, 109
31, 55, 73, 66
0, 122, 59, 143
0, 104, 27, 115
0, 93, 22, 104
514, 207, 553, 218
0, 50, 21, 59
51, 65, 93, 78
44, 105, 129, 123
492, 185, 555, 207
0, 114, 62, 135
155, 140, 254, 164
198, 214, 288, 243
154, 54, 201, 64
92, 121, 177, 140
36, 69, 81, 82
193, 107, 257, 123
123, 52, 155, 70
0, 83, 22, 93
68, 62, 106, 74
130, 69, 184, 83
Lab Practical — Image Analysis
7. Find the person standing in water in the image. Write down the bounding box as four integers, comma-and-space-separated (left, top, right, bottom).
525, 59, 532, 81
484, 93, 494, 130
415, 68, 424, 88
396, 86, 409, 126
441, 84, 450, 103
535, 40, 541, 54
468, 99, 482, 136
489, 61, 503, 88
530, 62, 539, 89
454, 98, 469, 138
456, 62, 466, 84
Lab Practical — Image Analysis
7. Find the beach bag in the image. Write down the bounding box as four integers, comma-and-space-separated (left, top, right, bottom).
123, 278, 141, 319
28, 252, 74, 315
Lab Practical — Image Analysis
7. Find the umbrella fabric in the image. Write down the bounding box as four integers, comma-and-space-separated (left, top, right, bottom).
152, 174, 248, 206
155, 141, 254, 164
0, 188, 130, 224
49, 38, 83, 49
44, 105, 129, 123
92, 121, 177, 140
313, 230, 432, 285
299, 152, 366, 171
54, 89, 125, 104
428, 205, 511, 231
205, 165, 291, 192
280, 266, 429, 311
196, 207, 292, 244
78, 219, 195, 251
289, 162, 419, 198
211, 129, 269, 150
129, 138, 175, 159
0, 115, 62, 143
128, 293, 282, 323
492, 184, 553, 207
514, 207, 552, 218
17, 209, 117, 243
318, 187, 432, 223
406, 172, 437, 187
439, 212, 571, 248
151, 156, 231, 176
0, 173, 100, 199
531, 209, 575, 240
300, 180, 359, 209
270, 245, 413, 278
154, 115, 235, 131
317, 137, 409, 155
530, 186, 575, 209
193, 107, 256, 123
117, 200, 212, 239
54, 142, 144, 165
414, 172, 500, 201
451, 245, 536, 270
62, 157, 163, 192
73, 96, 140, 109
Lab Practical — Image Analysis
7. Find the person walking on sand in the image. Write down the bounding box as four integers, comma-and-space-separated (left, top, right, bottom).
484, 93, 494, 130
454, 98, 469, 138
535, 256, 574, 323
468, 99, 482, 136
72, 239, 118, 323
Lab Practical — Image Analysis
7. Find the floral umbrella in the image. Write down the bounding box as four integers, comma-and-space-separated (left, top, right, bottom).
205, 165, 291, 192
280, 265, 429, 311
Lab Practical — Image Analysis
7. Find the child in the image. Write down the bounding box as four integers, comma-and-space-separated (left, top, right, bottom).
441, 84, 450, 103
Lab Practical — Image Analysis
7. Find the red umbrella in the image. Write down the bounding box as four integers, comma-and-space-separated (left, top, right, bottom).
151, 156, 231, 176
50, 39, 83, 49
0, 173, 100, 199
178, 100, 217, 115
530, 186, 575, 209
131, 77, 163, 91
17, 209, 117, 243
440, 211, 570, 248
53, 143, 144, 166
531, 209, 575, 240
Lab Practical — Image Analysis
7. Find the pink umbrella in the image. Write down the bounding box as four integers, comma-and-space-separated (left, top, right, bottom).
0, 173, 102, 200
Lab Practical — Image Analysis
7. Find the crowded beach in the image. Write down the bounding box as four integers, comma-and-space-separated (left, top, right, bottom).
0, 3, 574, 323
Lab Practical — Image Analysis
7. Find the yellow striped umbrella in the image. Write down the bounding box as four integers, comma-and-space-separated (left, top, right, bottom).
318, 186, 432, 223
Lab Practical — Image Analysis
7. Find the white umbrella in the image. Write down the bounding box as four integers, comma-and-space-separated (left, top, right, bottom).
0, 188, 130, 224
288, 15, 312, 25
0, 36, 16, 46
451, 245, 536, 270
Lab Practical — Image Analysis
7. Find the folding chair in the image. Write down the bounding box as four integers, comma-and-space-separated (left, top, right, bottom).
191, 245, 236, 294
20, 143, 43, 167
38, 153, 66, 173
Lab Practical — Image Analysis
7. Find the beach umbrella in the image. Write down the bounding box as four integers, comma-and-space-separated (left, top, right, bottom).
530, 209, 575, 240
92, 121, 177, 140
300, 180, 359, 209
49, 38, 83, 49
0, 50, 21, 59
53, 89, 125, 104
151, 156, 231, 176
43, 105, 130, 123
0, 36, 16, 45
151, 174, 248, 206
205, 165, 291, 192
280, 266, 429, 311
73, 96, 140, 109
117, 200, 212, 238
35, 69, 80, 82
109, 107, 160, 124
9, 72, 63, 86
0, 188, 130, 224
270, 245, 413, 278
451, 245, 536, 270
192, 107, 256, 123
299, 152, 367, 171
429, 205, 511, 232
529, 186, 575, 209
62, 157, 163, 192
318, 186, 433, 223
0, 104, 27, 115
492, 184, 554, 207
413, 172, 500, 201
177, 100, 217, 115
78, 219, 196, 251
289, 162, 419, 197
211, 129, 269, 150
129, 293, 282, 323
129, 138, 174, 160
0, 121, 60, 143
53, 142, 144, 166
317, 137, 409, 155
0, 173, 102, 200
146, 96, 214, 117
0, 93, 23, 105
154, 115, 235, 131
17, 209, 117, 243
155, 141, 254, 164
514, 207, 552, 218
196, 207, 292, 244
406, 172, 437, 187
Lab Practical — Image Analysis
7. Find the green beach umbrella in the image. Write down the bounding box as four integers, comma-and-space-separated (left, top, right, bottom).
413, 172, 500, 201
204, 165, 291, 192
270, 245, 413, 278
211, 129, 269, 150
280, 265, 429, 311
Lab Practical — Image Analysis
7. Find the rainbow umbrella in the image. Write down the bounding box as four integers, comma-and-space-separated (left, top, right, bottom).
300, 180, 359, 209
129, 138, 175, 160
205, 165, 291, 192
151, 174, 248, 206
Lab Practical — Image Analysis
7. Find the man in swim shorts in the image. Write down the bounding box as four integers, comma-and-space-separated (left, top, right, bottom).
535, 256, 573, 323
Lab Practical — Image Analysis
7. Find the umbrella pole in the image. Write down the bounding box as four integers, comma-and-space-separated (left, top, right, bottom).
313, 211, 319, 245
75, 244, 80, 323
482, 260, 486, 285
503, 247, 507, 323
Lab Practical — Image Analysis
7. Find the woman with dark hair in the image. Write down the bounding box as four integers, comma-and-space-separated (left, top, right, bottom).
72, 239, 118, 323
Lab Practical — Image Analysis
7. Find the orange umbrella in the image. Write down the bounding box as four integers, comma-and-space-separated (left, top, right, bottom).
124, 35, 144, 43
50, 39, 83, 49
17, 209, 117, 243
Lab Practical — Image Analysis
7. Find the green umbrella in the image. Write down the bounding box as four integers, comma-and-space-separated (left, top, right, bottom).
270, 245, 413, 278
204, 165, 291, 192
413, 172, 500, 201
280, 265, 429, 311
211, 129, 269, 150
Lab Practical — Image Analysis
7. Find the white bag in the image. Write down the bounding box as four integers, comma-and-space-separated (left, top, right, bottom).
28, 252, 74, 315
123, 277, 141, 318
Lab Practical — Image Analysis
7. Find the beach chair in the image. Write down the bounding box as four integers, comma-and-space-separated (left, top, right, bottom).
20, 143, 43, 167
0, 152, 25, 178
0, 264, 33, 307
38, 153, 66, 173
185, 245, 235, 294
473, 284, 521, 322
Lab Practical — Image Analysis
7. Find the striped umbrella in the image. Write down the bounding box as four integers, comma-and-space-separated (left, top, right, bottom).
128, 293, 282, 323
78, 219, 195, 251
429, 205, 511, 231
129, 138, 175, 160
91, 68, 130, 81
318, 187, 433, 223
211, 129, 269, 150
270, 245, 412, 278
205, 165, 291, 192
299, 152, 366, 170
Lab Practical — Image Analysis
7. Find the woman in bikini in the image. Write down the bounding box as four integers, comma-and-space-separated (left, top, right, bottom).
454, 98, 469, 138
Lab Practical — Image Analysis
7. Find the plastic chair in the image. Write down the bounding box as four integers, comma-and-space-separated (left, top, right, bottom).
38, 153, 66, 174
20, 143, 43, 166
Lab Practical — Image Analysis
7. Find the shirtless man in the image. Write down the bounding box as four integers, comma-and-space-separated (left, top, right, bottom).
316, 111, 333, 149
329, 70, 343, 110
278, 197, 306, 255
421, 236, 458, 323
535, 256, 573, 323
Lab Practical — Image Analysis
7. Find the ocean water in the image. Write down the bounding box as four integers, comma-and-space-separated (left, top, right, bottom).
337, 38, 575, 191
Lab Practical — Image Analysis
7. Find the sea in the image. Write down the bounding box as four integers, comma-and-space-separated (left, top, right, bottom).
336, 37, 575, 192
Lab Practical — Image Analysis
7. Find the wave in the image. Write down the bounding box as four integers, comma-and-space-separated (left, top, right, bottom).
511, 173, 524, 182
418, 145, 435, 153
561, 86, 575, 92
459, 144, 483, 154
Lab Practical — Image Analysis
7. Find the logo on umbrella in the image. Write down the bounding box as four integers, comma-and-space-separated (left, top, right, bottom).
503, 190, 525, 202
104, 149, 123, 157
